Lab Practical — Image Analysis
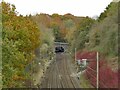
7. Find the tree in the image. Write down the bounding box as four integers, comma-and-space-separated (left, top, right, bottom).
72, 17, 94, 51
2, 2, 40, 87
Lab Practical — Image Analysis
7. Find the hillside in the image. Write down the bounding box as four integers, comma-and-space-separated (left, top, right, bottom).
1, 1, 119, 88
70, 2, 119, 88
30, 13, 85, 42
30, 2, 119, 87
1, 1, 86, 88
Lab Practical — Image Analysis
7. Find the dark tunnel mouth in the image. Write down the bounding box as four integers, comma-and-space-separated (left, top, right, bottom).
55, 46, 64, 53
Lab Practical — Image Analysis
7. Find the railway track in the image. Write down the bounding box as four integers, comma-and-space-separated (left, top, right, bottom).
40, 52, 80, 88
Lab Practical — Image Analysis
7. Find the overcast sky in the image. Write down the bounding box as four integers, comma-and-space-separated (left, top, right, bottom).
3, 0, 113, 17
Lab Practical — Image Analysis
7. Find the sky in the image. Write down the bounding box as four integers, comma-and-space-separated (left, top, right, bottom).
3, 0, 113, 17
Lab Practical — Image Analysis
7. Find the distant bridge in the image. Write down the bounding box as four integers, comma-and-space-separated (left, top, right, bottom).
54, 42, 69, 51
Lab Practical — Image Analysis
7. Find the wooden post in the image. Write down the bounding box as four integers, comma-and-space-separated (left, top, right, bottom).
96, 52, 99, 89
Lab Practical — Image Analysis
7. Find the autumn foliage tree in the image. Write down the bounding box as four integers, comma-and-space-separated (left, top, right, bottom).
2, 2, 40, 87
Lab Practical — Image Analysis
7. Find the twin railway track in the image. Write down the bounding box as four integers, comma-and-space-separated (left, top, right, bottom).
40, 52, 80, 89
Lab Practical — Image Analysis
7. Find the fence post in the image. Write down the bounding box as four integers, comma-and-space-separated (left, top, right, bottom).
96, 52, 99, 89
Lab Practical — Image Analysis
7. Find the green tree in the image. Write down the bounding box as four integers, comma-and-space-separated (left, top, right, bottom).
71, 17, 94, 51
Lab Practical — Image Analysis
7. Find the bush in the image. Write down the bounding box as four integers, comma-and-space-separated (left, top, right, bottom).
85, 59, 118, 88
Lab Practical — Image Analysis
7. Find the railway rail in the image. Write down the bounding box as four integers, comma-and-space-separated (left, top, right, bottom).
40, 52, 80, 88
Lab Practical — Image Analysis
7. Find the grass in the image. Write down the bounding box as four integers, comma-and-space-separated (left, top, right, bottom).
106, 56, 118, 72
79, 72, 93, 88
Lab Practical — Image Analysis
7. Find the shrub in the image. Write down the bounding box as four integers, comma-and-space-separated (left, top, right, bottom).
85, 59, 118, 88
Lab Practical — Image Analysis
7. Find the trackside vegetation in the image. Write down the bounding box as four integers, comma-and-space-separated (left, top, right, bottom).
70, 2, 118, 88
2, 2, 41, 87
1, 1, 119, 88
